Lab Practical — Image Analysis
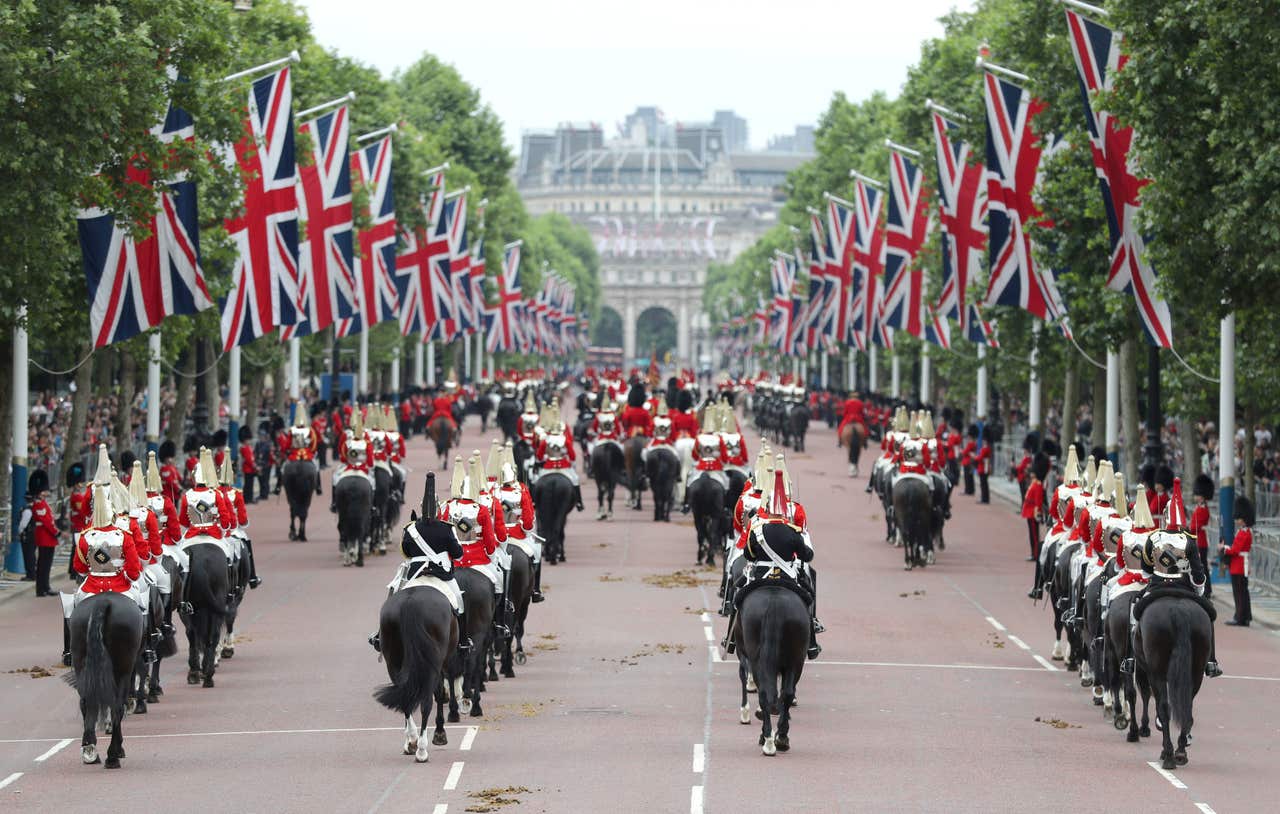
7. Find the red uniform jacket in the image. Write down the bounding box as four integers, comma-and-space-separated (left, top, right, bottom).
160, 463, 183, 507
134, 509, 162, 562
974, 444, 992, 476
482, 489, 507, 544
536, 429, 577, 467
70, 487, 92, 533
430, 395, 458, 428
960, 440, 976, 468
151, 492, 182, 545
177, 487, 233, 539
670, 410, 699, 439
280, 428, 319, 462
1021, 479, 1045, 521
74, 526, 142, 593
239, 443, 257, 475
219, 486, 249, 527
1225, 527, 1252, 575
1189, 504, 1210, 551
31, 498, 59, 548
619, 406, 653, 437
440, 500, 498, 568
501, 484, 536, 539
1148, 490, 1170, 520
1015, 455, 1031, 484
837, 399, 865, 435
183, 455, 199, 487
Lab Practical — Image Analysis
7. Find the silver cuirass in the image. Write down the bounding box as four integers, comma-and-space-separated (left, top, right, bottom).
545, 433, 568, 460
84, 527, 125, 576
696, 434, 720, 461
1148, 530, 1191, 579
449, 501, 481, 544
290, 427, 311, 449
498, 485, 522, 524
185, 488, 220, 526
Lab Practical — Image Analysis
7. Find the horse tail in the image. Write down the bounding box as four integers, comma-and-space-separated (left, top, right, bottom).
753, 593, 782, 710
374, 599, 443, 717
79, 600, 118, 710
1167, 605, 1195, 733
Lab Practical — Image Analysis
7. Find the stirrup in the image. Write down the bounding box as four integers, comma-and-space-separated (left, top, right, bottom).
807, 642, 822, 660
249, 577, 262, 589
143, 648, 158, 664
722, 637, 736, 655
160, 622, 175, 637
179, 601, 193, 615
812, 617, 826, 634
368, 633, 381, 653
1120, 657, 1135, 675
62, 650, 72, 667
531, 592, 545, 603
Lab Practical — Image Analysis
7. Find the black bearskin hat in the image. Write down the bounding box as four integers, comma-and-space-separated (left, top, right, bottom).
627, 383, 646, 409
159, 439, 177, 461
1192, 473, 1214, 500
677, 389, 694, 412
1140, 463, 1156, 489
271, 415, 286, 432
66, 461, 86, 488
967, 423, 979, 439
211, 429, 228, 448
238, 425, 254, 443
1023, 431, 1041, 454
941, 406, 954, 423
182, 435, 198, 454
1032, 452, 1051, 482
1234, 496, 1255, 526
120, 451, 137, 472
315, 399, 328, 413
1042, 438, 1061, 458
1155, 464, 1174, 491
27, 469, 49, 495
1090, 446, 1106, 466
950, 409, 964, 431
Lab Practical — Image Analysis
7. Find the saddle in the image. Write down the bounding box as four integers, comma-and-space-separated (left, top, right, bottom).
687, 469, 729, 491
733, 564, 813, 610
1133, 584, 1216, 623
399, 573, 463, 613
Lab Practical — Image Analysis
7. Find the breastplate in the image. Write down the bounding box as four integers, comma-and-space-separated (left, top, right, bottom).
723, 434, 742, 458
901, 441, 923, 466
520, 414, 538, 435
346, 441, 368, 467
696, 434, 720, 461
1101, 517, 1131, 557
498, 486, 523, 523
290, 428, 310, 449
545, 434, 568, 459
147, 495, 166, 528
368, 432, 387, 454
449, 501, 481, 543
85, 528, 125, 576
1121, 530, 1148, 574
1149, 530, 1191, 579
653, 418, 672, 441
598, 414, 616, 435
185, 488, 220, 526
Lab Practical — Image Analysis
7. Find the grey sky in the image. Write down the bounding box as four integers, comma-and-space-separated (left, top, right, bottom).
300, 0, 974, 151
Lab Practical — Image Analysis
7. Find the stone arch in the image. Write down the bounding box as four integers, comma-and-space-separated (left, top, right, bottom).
635, 305, 677, 364
593, 306, 623, 347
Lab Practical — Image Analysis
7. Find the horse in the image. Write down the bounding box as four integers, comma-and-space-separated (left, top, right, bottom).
219, 535, 252, 660
929, 470, 952, 553
1050, 541, 1087, 672
645, 445, 680, 522
687, 472, 727, 567
588, 441, 625, 520
892, 475, 933, 569
143, 556, 185, 704
371, 465, 393, 555
513, 439, 536, 485
838, 422, 866, 477
1082, 558, 1119, 708
450, 568, 497, 720
873, 461, 897, 543
498, 545, 534, 678
65, 592, 144, 768
623, 434, 648, 511
334, 472, 373, 567
127, 581, 173, 715
532, 471, 574, 564
1104, 587, 1152, 742
786, 404, 810, 452
428, 416, 456, 469
180, 541, 229, 688
282, 459, 318, 541
496, 397, 521, 443
735, 585, 808, 756
373, 577, 457, 763
1135, 597, 1211, 770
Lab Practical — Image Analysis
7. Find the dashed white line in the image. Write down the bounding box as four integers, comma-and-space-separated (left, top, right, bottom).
710, 645, 724, 663
1033, 655, 1060, 672
432, 805, 448, 814
1195, 804, 1217, 814
0, 772, 22, 790
459, 727, 477, 751
443, 761, 464, 791
1006, 634, 1031, 651
1147, 761, 1188, 790
703, 625, 715, 642
985, 615, 1007, 632
718, 659, 1050, 672
690, 784, 704, 814
699, 612, 711, 623
692, 743, 705, 773
33, 738, 73, 762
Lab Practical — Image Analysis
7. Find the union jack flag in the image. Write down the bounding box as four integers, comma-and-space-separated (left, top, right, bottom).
965, 304, 1000, 348
930, 111, 988, 332
808, 211, 838, 350
882, 150, 931, 338
395, 166, 448, 337
220, 66, 300, 351
339, 135, 397, 337
923, 304, 951, 349
288, 105, 356, 340
803, 240, 826, 351
442, 191, 474, 337
824, 195, 856, 346
470, 200, 488, 323
1064, 8, 1171, 348
78, 101, 213, 348
981, 71, 1066, 323
486, 241, 524, 353
849, 180, 888, 351
769, 252, 795, 352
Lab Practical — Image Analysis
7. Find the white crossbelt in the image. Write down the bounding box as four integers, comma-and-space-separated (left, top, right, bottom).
750, 525, 800, 580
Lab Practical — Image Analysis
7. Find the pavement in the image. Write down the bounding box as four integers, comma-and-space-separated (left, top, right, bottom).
1, 410, 1278, 813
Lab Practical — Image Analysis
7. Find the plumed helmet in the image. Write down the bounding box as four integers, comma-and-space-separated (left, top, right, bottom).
500, 442, 519, 484
524, 390, 537, 413
920, 412, 935, 439
1082, 456, 1097, 496
1095, 460, 1115, 505
66, 461, 86, 489
350, 406, 365, 436
294, 399, 310, 428
1131, 484, 1157, 532
1165, 477, 1187, 530
218, 448, 235, 487
467, 453, 485, 501
1113, 472, 1128, 518
768, 465, 793, 522
1062, 444, 1081, 486
129, 462, 148, 507
753, 449, 770, 488
109, 472, 132, 515
146, 452, 163, 493
486, 439, 504, 481
200, 447, 220, 489
92, 443, 114, 487
450, 456, 467, 500
656, 395, 669, 417
1192, 473, 1214, 500
91, 483, 114, 529
159, 439, 177, 461
774, 453, 793, 500
1234, 496, 1255, 526
1031, 452, 1051, 482
27, 469, 49, 495
757, 459, 775, 514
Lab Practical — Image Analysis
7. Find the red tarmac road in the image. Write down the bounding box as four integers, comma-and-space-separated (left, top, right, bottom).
1, 412, 1277, 813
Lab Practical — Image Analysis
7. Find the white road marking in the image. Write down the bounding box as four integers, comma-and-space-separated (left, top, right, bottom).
0, 725, 472, 744
703, 625, 715, 642
692, 743, 705, 773
1033, 655, 1061, 672
1147, 761, 1188, 790
443, 761, 464, 791
699, 612, 711, 623
718, 659, 1050, 672
1006, 634, 1031, 651
985, 615, 1006, 631
367, 768, 407, 814
432, 805, 448, 814
33, 738, 73, 762
690, 785, 704, 814
710, 645, 723, 663
0, 773, 22, 790
1219, 673, 1280, 682
459, 727, 477, 751
1194, 804, 1217, 814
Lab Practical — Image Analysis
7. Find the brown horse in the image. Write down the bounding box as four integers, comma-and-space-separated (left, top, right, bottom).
838, 422, 867, 477
427, 416, 456, 469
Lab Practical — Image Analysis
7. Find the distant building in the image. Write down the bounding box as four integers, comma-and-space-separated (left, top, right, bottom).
766, 125, 816, 154
712, 110, 748, 151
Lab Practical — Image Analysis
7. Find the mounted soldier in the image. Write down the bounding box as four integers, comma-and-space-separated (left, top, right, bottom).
497, 442, 543, 603
534, 404, 584, 512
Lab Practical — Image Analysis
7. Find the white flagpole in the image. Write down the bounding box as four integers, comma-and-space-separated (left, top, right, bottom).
463, 332, 472, 382
358, 330, 369, 396
146, 331, 162, 452
890, 352, 901, 398
289, 337, 301, 399
228, 346, 241, 470
414, 342, 424, 387
1028, 321, 1042, 429
390, 344, 401, 395
297, 92, 355, 119
920, 343, 931, 405
869, 344, 879, 393
821, 350, 829, 389
1105, 349, 1120, 458
976, 344, 989, 420
5, 305, 29, 575
425, 340, 436, 386
1218, 313, 1236, 546
221, 51, 301, 83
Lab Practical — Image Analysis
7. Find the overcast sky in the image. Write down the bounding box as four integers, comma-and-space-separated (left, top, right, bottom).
301, 0, 974, 151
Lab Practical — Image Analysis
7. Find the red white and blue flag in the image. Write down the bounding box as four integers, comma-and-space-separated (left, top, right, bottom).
394, 166, 453, 340
809, 210, 839, 351
882, 150, 931, 338
849, 180, 888, 351
930, 111, 987, 332
981, 71, 1066, 323
965, 304, 1000, 348
287, 105, 356, 340
78, 101, 213, 348
824, 195, 856, 346
442, 191, 474, 338
1064, 8, 1171, 348
339, 135, 397, 337
485, 241, 524, 353
220, 66, 300, 351
923, 304, 951, 349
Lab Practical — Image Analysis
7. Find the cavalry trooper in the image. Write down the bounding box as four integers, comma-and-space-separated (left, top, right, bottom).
716, 401, 750, 471
682, 409, 729, 513
588, 395, 623, 453
497, 442, 544, 603
479, 445, 514, 635
218, 448, 261, 589
618, 383, 654, 438
62, 475, 144, 665
1129, 478, 1222, 678
428, 376, 461, 444
642, 396, 677, 463
381, 404, 408, 504
441, 454, 502, 640
837, 391, 868, 476
331, 408, 374, 514
281, 399, 322, 495
516, 390, 541, 445
534, 404, 584, 512
370, 473, 467, 655
725, 460, 821, 660
721, 448, 772, 615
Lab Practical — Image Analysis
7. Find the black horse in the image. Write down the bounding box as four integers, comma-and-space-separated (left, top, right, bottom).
589, 441, 625, 520
645, 445, 680, 522
1050, 542, 1087, 672
687, 473, 726, 566
450, 568, 497, 720
373, 578, 457, 763
1083, 560, 1119, 705
496, 397, 521, 443
127, 581, 174, 715
892, 475, 933, 569
143, 556, 185, 705
532, 472, 574, 564
66, 592, 144, 768
371, 466, 393, 556
839, 422, 866, 477
735, 585, 808, 756
1105, 588, 1152, 742
282, 459, 317, 541
623, 434, 648, 511
180, 541, 229, 688
334, 473, 373, 567
1136, 597, 1211, 770
499, 545, 534, 677
786, 404, 810, 452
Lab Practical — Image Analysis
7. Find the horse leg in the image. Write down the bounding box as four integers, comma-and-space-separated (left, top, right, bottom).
1125, 669, 1141, 743
104, 700, 124, 769
81, 699, 100, 764
775, 667, 797, 752
755, 659, 777, 756
402, 714, 419, 755
447, 669, 461, 723
433, 681, 450, 746
738, 659, 751, 724
186, 621, 202, 685
298, 514, 307, 543
288, 512, 297, 541
1153, 677, 1175, 768
201, 612, 219, 688
468, 642, 485, 718
1137, 669, 1152, 737
415, 700, 431, 762
148, 657, 162, 703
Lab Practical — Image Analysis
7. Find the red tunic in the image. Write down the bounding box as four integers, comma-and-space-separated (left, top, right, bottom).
670, 410, 699, 439
619, 406, 653, 437
440, 500, 498, 568
280, 428, 319, 462
960, 440, 976, 468
31, 498, 59, 548
219, 486, 248, 527
536, 429, 576, 467
429, 395, 458, 429
1021, 479, 1045, 520
501, 484, 536, 539
1189, 504, 1210, 551
73, 526, 142, 593
150, 492, 182, 545
482, 489, 507, 544
836, 399, 866, 435
69, 487, 92, 533
1015, 455, 1031, 484
975, 445, 992, 476
1225, 527, 1252, 575
239, 443, 257, 475
177, 486, 232, 539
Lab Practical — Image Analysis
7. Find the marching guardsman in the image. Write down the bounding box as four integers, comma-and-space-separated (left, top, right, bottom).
960, 425, 977, 496
281, 399, 322, 495
67, 462, 91, 535
219, 448, 260, 589
974, 429, 993, 504
497, 442, 544, 603
671, 389, 699, 439
26, 469, 60, 597
535, 405, 584, 511
1189, 474, 1214, 597
182, 437, 200, 489
312, 400, 330, 468
619, 383, 653, 438
1023, 452, 1049, 598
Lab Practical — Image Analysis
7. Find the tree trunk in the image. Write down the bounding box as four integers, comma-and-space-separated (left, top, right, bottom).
1091, 359, 1107, 450
244, 365, 266, 436
1062, 356, 1079, 448
201, 338, 220, 432
1120, 338, 1140, 482
96, 345, 115, 393
115, 348, 137, 454
1178, 416, 1200, 483
274, 359, 288, 416
1243, 402, 1258, 503
59, 342, 96, 487
167, 348, 195, 446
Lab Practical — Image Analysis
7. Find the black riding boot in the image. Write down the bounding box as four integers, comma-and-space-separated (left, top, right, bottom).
1205, 625, 1222, 677
722, 608, 738, 654
244, 540, 262, 588
531, 561, 545, 603
573, 485, 584, 512
1028, 558, 1042, 600
179, 567, 194, 615
457, 608, 472, 654
807, 616, 822, 660
62, 618, 72, 666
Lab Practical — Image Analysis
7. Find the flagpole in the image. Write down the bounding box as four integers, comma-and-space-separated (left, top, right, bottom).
869, 344, 879, 393
821, 350, 829, 389
297, 92, 356, 119
1058, 0, 1109, 17
1028, 321, 1042, 430
221, 51, 301, 83
848, 170, 885, 189
1218, 313, 1235, 547
426, 340, 436, 387
289, 338, 301, 399
976, 344, 989, 420
974, 56, 1032, 84
356, 123, 399, 144
924, 99, 970, 122
358, 330, 369, 397
5, 304, 29, 575
890, 352, 900, 399
146, 331, 162, 454
414, 341, 425, 388
390, 344, 401, 398
228, 346, 241, 467
1105, 349, 1120, 464
463, 331, 472, 383
920, 343, 931, 405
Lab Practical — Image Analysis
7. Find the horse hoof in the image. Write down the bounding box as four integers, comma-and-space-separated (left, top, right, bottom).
501, 668, 515, 678
1081, 677, 1093, 688
761, 737, 777, 757
1140, 726, 1151, 738
1162, 756, 1177, 771
403, 738, 417, 755
187, 671, 201, 685
1126, 731, 1140, 743
469, 705, 484, 718
202, 676, 215, 688
288, 531, 297, 541
460, 698, 472, 714
746, 675, 757, 693
299, 534, 307, 542
755, 708, 765, 722
515, 652, 527, 666
1175, 750, 1188, 766
125, 697, 136, 714
222, 647, 235, 659
447, 711, 460, 723
739, 706, 751, 724
1114, 715, 1128, 730
104, 757, 121, 770
147, 692, 159, 704
415, 743, 430, 763
82, 745, 99, 764
432, 731, 448, 747
134, 700, 147, 715
775, 735, 790, 752
488, 669, 499, 682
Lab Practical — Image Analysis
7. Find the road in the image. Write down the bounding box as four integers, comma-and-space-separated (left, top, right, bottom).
1, 409, 1277, 813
